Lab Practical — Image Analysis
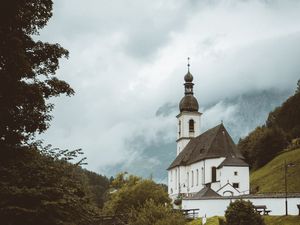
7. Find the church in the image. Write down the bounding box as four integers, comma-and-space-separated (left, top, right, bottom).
167, 65, 300, 217
167, 66, 250, 199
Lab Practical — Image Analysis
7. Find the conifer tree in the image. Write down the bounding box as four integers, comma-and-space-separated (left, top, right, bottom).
0, 0, 74, 148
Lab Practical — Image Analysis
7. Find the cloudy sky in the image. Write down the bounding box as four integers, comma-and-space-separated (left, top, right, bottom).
38, 0, 300, 176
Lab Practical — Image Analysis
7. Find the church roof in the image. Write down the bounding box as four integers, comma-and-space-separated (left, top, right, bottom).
168, 123, 246, 170
218, 157, 248, 168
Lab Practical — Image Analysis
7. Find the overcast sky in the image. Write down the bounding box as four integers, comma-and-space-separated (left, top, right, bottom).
38, 0, 300, 175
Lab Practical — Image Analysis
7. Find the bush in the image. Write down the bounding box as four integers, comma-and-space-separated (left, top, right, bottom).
103, 174, 170, 214
224, 200, 265, 225
128, 199, 186, 225
219, 217, 226, 225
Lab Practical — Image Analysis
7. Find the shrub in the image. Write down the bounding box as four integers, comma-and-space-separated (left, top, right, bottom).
224, 199, 265, 225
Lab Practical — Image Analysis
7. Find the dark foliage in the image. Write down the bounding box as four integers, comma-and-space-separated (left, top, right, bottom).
266, 91, 300, 139
0, 146, 101, 225
238, 126, 287, 169
0, 0, 74, 147
82, 169, 110, 208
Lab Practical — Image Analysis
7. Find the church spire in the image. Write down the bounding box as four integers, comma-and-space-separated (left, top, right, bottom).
179, 58, 199, 112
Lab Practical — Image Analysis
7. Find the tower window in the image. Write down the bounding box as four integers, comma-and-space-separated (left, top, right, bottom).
189, 119, 194, 132
233, 183, 239, 189
178, 120, 181, 135
211, 167, 217, 182
234, 171, 238, 176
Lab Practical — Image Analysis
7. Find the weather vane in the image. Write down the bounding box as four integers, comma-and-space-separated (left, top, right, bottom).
187, 57, 190, 72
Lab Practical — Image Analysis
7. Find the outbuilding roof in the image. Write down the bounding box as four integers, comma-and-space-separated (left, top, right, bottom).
191, 185, 221, 199
168, 123, 246, 170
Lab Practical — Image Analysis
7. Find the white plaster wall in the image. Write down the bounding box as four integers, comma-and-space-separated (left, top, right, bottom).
168, 158, 252, 197
217, 184, 240, 196
204, 158, 225, 184
177, 112, 201, 139
168, 167, 182, 197
220, 166, 250, 194
182, 197, 300, 217
187, 161, 205, 194
182, 199, 230, 217
176, 112, 201, 155
211, 182, 221, 191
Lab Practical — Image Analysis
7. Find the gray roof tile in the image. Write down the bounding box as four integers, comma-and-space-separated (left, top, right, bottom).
168, 124, 246, 169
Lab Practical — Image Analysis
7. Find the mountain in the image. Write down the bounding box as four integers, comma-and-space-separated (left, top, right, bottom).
104, 88, 292, 181
250, 148, 300, 193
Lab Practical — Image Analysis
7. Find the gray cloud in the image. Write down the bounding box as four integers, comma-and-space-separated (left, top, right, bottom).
38, 0, 300, 177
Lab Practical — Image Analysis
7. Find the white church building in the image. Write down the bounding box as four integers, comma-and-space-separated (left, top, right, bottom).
167, 66, 300, 216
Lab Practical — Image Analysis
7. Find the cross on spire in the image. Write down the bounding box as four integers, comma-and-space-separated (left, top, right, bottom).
187, 57, 190, 72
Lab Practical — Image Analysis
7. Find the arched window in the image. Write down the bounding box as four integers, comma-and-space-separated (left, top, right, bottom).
187, 172, 189, 188
189, 119, 194, 132
201, 167, 204, 184
191, 170, 194, 187
178, 120, 181, 136
196, 169, 199, 186
211, 167, 217, 182
175, 169, 177, 190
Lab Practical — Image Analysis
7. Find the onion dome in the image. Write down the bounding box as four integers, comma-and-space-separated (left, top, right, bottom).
179, 95, 199, 112
184, 71, 193, 82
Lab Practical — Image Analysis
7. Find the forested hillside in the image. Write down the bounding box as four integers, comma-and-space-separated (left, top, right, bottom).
238, 80, 300, 169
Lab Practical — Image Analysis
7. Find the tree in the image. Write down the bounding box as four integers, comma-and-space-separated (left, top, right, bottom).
224, 200, 265, 225
0, 0, 74, 147
82, 169, 110, 208
266, 90, 300, 139
104, 174, 183, 225
128, 199, 186, 225
238, 126, 287, 169
103, 174, 170, 215
0, 146, 101, 225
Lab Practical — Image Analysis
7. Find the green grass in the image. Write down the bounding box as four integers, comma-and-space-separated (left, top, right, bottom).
251, 148, 300, 193
187, 216, 221, 225
187, 216, 300, 225
263, 216, 300, 225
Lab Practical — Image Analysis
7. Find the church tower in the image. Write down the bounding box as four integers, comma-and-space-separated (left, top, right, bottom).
176, 60, 202, 155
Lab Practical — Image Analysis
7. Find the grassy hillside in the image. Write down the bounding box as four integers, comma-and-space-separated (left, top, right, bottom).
264, 216, 300, 225
250, 148, 300, 193
187, 216, 300, 225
